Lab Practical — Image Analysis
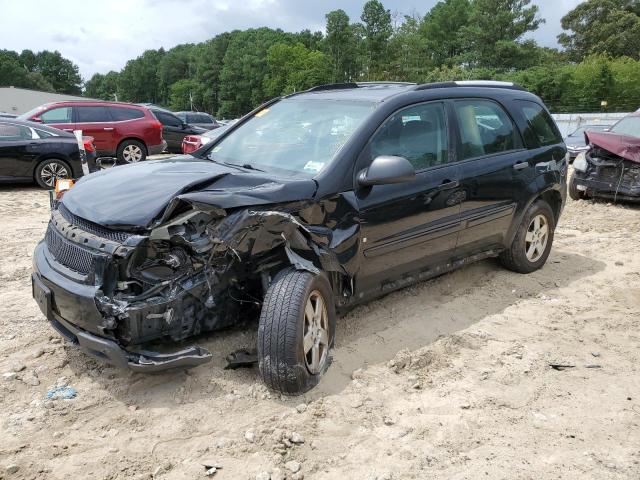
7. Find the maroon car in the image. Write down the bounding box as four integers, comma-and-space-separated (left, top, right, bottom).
19, 101, 165, 164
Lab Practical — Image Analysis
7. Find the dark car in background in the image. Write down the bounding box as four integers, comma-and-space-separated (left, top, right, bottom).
175, 111, 220, 130
148, 108, 207, 153
0, 118, 97, 188
32, 81, 566, 394
570, 113, 640, 202
18, 101, 165, 164
564, 124, 610, 160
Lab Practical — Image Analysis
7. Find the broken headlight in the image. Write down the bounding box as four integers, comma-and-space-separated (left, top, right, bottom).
130, 243, 193, 284
573, 152, 588, 172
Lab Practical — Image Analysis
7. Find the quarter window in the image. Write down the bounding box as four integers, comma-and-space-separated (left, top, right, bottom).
40, 107, 72, 124
369, 102, 448, 170
76, 106, 110, 123
517, 101, 562, 146
0, 123, 33, 141
453, 99, 520, 160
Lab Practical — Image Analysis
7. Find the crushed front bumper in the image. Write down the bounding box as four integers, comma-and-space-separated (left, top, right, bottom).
32, 242, 212, 371
573, 170, 640, 202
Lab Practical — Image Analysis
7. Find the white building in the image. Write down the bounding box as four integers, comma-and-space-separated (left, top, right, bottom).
0, 86, 98, 115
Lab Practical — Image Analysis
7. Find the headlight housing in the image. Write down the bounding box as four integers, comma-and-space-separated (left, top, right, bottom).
573, 152, 588, 172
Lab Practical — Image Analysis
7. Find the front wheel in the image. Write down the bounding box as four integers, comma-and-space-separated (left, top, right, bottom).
500, 200, 555, 274
258, 268, 335, 395
35, 159, 71, 189
117, 140, 146, 164
568, 174, 585, 201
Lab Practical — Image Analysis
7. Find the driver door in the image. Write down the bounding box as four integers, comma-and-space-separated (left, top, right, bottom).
356, 101, 463, 296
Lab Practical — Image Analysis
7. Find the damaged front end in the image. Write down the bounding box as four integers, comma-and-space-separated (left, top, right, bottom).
572, 131, 640, 202
32, 191, 353, 371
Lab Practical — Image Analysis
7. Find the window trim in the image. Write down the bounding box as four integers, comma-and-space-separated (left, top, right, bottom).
107, 106, 146, 123
514, 99, 563, 149
448, 97, 525, 164
360, 100, 453, 175
40, 106, 73, 124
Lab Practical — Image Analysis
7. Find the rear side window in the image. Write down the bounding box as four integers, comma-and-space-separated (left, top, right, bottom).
517, 100, 562, 147
370, 102, 448, 170
198, 114, 213, 124
40, 107, 72, 124
110, 107, 145, 121
0, 123, 33, 141
76, 106, 110, 123
155, 111, 183, 127
453, 99, 520, 160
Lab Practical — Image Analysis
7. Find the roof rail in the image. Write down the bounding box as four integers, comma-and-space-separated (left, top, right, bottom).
414, 80, 525, 91
306, 83, 359, 92
356, 81, 416, 86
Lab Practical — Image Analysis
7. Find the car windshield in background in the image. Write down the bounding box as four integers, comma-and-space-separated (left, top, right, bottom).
209, 99, 375, 176
609, 116, 640, 138
568, 125, 609, 137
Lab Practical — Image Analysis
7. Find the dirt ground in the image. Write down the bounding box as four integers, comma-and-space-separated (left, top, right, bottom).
1, 183, 639, 480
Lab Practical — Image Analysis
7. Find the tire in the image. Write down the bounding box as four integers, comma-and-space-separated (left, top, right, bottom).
499, 200, 555, 274
35, 159, 72, 189
117, 139, 146, 164
258, 268, 336, 395
568, 174, 584, 201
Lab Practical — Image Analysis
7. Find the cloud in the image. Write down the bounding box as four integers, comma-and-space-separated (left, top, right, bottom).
0, 0, 582, 80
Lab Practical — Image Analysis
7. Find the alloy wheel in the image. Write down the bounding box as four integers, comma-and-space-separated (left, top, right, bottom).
40, 162, 69, 188
303, 290, 329, 375
122, 144, 143, 163
525, 214, 549, 262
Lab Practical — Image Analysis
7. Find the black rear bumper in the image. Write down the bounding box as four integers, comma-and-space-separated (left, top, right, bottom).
32, 242, 212, 372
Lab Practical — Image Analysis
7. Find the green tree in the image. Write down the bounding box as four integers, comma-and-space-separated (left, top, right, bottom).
31, 50, 82, 94
360, 0, 393, 78
117, 49, 165, 103
419, 0, 471, 67
0, 49, 54, 91
559, 0, 640, 61
460, 0, 543, 69
263, 43, 331, 96
389, 13, 428, 81
168, 78, 202, 111
84, 71, 120, 100
323, 10, 359, 82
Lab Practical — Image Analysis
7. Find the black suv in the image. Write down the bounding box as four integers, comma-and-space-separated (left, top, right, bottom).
32, 81, 567, 394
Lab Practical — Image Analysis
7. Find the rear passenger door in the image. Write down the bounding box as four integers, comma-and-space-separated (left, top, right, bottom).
154, 111, 184, 152
74, 106, 114, 153
357, 101, 463, 295
452, 98, 534, 256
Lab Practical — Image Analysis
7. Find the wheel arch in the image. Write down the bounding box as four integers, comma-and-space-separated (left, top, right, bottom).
32, 156, 74, 183
117, 136, 148, 155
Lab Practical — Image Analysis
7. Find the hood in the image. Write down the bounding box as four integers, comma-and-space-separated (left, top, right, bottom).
61, 156, 317, 230
585, 131, 640, 164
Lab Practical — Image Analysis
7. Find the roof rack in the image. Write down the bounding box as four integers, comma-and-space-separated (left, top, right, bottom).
356, 81, 417, 86
414, 80, 525, 91
306, 83, 359, 92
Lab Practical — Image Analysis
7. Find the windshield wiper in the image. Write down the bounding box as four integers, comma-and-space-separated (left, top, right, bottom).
222, 161, 266, 172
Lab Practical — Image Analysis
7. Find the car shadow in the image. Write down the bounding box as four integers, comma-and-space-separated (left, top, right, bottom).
66, 248, 605, 407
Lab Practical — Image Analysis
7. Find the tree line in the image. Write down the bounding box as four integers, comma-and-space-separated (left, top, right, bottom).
2, 0, 640, 116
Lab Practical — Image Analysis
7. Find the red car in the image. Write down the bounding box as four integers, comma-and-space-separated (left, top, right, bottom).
19, 101, 165, 164
182, 124, 232, 154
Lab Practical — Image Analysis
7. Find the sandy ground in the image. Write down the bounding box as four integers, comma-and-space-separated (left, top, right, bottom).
0, 182, 639, 480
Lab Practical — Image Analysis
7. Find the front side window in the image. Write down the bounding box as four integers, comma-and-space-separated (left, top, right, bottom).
369, 102, 448, 170
76, 106, 110, 123
210, 98, 374, 176
610, 116, 640, 138
517, 101, 562, 147
40, 107, 72, 124
454, 99, 520, 160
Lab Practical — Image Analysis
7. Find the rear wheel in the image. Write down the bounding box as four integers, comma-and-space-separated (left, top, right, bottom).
117, 139, 146, 164
258, 268, 335, 395
500, 200, 555, 274
35, 159, 71, 189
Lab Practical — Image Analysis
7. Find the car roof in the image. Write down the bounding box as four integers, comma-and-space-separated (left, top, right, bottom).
287, 80, 530, 103
0, 117, 74, 137
36, 100, 144, 109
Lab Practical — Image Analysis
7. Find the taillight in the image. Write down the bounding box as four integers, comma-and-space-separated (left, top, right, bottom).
82, 136, 95, 153
153, 120, 163, 129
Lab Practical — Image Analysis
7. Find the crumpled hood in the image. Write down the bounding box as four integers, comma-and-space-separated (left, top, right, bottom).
61, 156, 317, 230
585, 131, 640, 164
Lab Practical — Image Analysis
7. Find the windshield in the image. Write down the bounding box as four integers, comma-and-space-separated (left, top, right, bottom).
208, 98, 375, 176
17, 104, 48, 120
610, 116, 640, 138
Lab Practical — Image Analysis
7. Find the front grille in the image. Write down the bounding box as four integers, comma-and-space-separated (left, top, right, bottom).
597, 163, 640, 188
58, 203, 133, 243
45, 224, 97, 274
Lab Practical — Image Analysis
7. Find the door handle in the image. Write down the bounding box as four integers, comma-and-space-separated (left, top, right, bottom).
103, 127, 114, 131
513, 161, 529, 170
63, 128, 73, 132
439, 180, 460, 191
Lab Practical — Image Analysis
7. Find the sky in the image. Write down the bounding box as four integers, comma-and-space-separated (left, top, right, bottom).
0, 0, 583, 80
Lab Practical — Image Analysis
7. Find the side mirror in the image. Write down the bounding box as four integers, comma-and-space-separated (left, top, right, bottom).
31, 117, 43, 123
181, 122, 188, 130
358, 155, 416, 187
